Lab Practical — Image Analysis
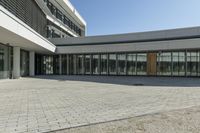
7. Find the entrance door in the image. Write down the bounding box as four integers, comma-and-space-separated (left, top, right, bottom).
147, 53, 157, 76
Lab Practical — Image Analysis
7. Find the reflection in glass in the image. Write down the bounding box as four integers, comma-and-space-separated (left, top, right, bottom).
61, 55, 68, 75
69, 55, 75, 75
127, 54, 136, 75
172, 52, 179, 76
108, 54, 117, 75
76, 55, 84, 75
85, 55, 91, 75
137, 53, 147, 75
92, 55, 100, 75
172, 52, 186, 76
100, 54, 108, 75
117, 54, 126, 75
20, 50, 29, 76
178, 52, 185, 76
157, 52, 172, 76
0, 44, 11, 79
187, 51, 198, 76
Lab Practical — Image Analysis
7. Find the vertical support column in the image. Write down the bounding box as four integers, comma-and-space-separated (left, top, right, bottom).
13, 47, 20, 79
29, 51, 35, 76
59, 55, 62, 75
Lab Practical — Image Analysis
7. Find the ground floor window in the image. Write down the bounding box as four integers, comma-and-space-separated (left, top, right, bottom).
0, 43, 12, 79
20, 50, 29, 77
35, 50, 200, 77
76, 55, 84, 75
108, 54, 117, 75
117, 54, 126, 75
100, 54, 108, 75
92, 55, 100, 75
187, 51, 199, 76
157, 52, 172, 76
127, 54, 137, 75
137, 53, 147, 75
85, 55, 91, 75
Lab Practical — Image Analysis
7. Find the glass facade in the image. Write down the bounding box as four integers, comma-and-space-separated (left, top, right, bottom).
76, 55, 84, 75
108, 54, 117, 75
100, 54, 108, 75
35, 54, 59, 75
187, 51, 199, 76
127, 54, 137, 75
157, 52, 172, 76
92, 55, 100, 75
20, 50, 29, 77
0, 44, 12, 79
85, 55, 91, 75
117, 54, 126, 75
137, 53, 147, 75
34, 50, 200, 77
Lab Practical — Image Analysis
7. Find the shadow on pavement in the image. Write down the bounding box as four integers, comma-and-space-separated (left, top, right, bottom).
30, 75, 200, 87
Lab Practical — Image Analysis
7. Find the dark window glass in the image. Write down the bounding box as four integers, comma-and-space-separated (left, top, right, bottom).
127, 54, 136, 75
100, 54, 108, 75
76, 55, 84, 75
85, 55, 91, 75
117, 54, 126, 75
157, 52, 172, 76
92, 55, 100, 75
20, 50, 29, 77
172, 52, 186, 76
61, 55, 68, 75
108, 54, 117, 75
137, 53, 147, 75
187, 51, 198, 76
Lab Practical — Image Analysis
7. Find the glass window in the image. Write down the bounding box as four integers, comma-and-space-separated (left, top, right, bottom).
108, 54, 117, 75
69, 55, 75, 75
76, 55, 84, 75
0, 44, 11, 79
92, 55, 100, 75
179, 52, 186, 76
20, 50, 29, 77
127, 53, 136, 75
85, 55, 91, 75
117, 54, 126, 75
157, 52, 172, 76
61, 55, 68, 75
172, 52, 186, 76
53, 55, 59, 75
56, 9, 63, 21
100, 54, 108, 75
172, 52, 179, 76
137, 53, 147, 75
187, 51, 198, 76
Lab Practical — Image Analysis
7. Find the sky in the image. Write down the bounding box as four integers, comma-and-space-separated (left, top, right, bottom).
70, 0, 200, 36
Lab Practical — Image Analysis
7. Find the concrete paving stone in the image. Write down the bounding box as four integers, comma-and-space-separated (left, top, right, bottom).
1, 76, 200, 132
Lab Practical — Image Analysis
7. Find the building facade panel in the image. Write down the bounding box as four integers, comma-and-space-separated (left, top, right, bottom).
0, 0, 47, 37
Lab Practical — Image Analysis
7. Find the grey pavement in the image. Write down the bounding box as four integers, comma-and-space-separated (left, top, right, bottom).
0, 76, 200, 132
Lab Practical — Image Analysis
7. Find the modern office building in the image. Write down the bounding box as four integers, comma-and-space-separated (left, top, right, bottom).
1, 0, 200, 79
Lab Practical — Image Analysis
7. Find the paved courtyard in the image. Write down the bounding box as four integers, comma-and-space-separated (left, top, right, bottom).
1, 76, 200, 132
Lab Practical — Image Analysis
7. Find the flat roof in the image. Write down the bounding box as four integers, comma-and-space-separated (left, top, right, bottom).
50, 26, 200, 46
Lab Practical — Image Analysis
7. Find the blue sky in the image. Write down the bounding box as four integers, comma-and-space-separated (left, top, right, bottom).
70, 0, 200, 36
